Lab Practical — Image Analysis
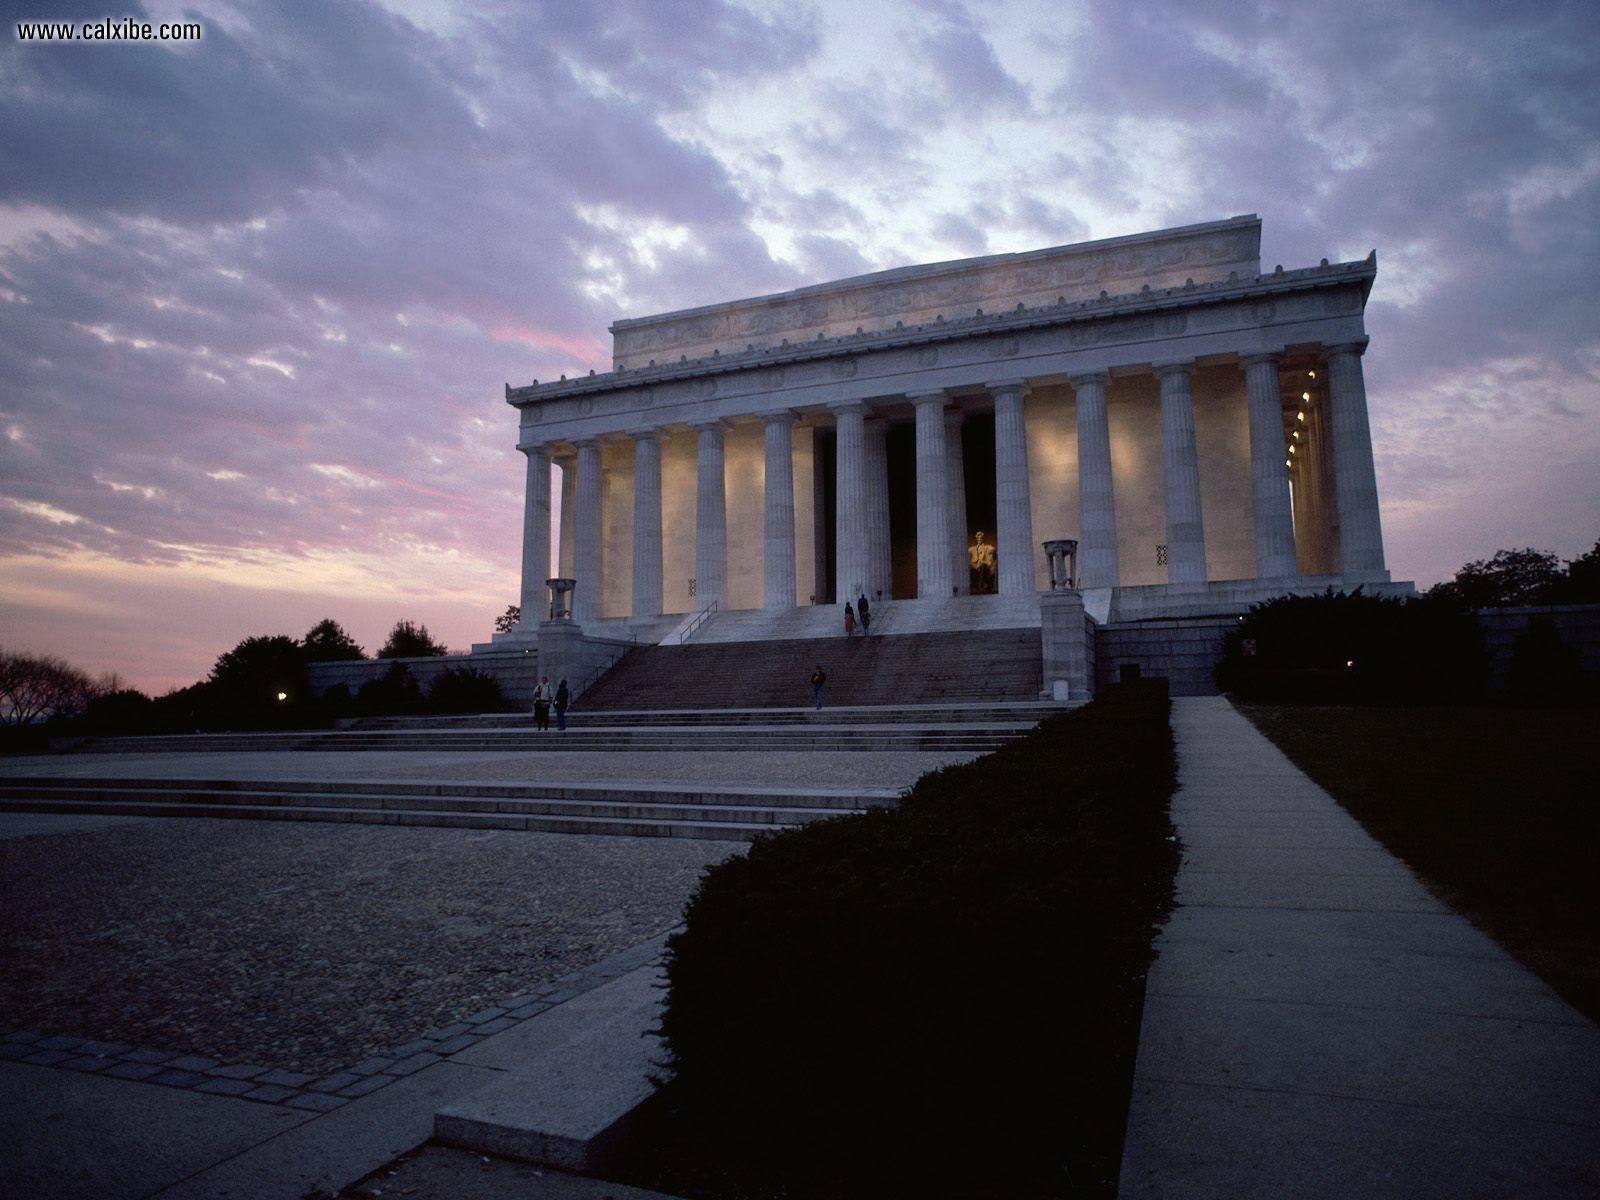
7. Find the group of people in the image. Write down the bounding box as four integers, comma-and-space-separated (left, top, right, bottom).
530, 676, 570, 731
842, 592, 873, 638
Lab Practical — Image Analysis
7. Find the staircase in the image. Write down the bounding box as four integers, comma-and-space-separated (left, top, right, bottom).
579, 628, 1044, 710
0, 776, 896, 841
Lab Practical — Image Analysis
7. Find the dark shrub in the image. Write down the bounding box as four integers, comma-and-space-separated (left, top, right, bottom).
207, 635, 314, 730
378, 620, 449, 658
1214, 589, 1487, 704
426, 667, 509, 714
355, 661, 423, 716
656, 682, 1179, 1198
1508, 618, 1588, 706
82, 688, 158, 735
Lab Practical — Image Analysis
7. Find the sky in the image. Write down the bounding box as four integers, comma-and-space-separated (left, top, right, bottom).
1, 0, 1597, 694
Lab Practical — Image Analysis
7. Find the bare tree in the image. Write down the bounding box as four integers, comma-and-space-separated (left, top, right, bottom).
0, 645, 99, 725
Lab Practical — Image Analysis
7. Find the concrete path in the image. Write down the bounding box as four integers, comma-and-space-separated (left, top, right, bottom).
1119, 697, 1600, 1200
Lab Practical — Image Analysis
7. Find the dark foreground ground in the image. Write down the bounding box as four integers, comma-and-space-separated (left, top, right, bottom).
1240, 703, 1599, 1023
0, 817, 739, 1073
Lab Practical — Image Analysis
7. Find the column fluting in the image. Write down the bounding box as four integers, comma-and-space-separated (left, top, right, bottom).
991, 380, 1036, 594
911, 392, 953, 599
1071, 372, 1119, 589
630, 430, 662, 619
556, 452, 576, 578
833, 403, 869, 603
865, 417, 891, 602
945, 407, 969, 595
1326, 339, 1388, 579
693, 422, 726, 610
571, 439, 603, 625
763, 411, 798, 610
518, 444, 551, 626
1157, 360, 1207, 587
1243, 353, 1299, 579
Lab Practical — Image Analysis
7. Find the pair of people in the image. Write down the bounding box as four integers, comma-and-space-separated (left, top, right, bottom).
531, 675, 569, 731
844, 592, 872, 637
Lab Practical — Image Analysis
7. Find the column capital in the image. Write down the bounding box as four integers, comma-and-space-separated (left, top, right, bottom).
1325, 337, 1370, 358
985, 377, 1030, 397
762, 408, 799, 427
1154, 359, 1196, 380
627, 426, 662, 444
690, 418, 727, 435
1239, 351, 1284, 369
572, 436, 601, 451
519, 442, 555, 459
908, 390, 947, 409
1068, 370, 1109, 389
828, 400, 869, 418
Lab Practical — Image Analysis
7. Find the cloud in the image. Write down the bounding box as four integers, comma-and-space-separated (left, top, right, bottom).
0, 0, 1595, 690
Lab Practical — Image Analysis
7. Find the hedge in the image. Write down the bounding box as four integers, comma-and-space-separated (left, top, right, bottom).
652, 681, 1179, 1199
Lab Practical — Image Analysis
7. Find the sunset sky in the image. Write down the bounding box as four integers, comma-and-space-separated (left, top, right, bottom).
2, 0, 1597, 694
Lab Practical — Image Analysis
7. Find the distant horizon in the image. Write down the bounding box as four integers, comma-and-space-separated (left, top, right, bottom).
3, 0, 1597, 695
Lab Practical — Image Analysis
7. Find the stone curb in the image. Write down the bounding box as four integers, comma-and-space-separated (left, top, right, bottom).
0, 928, 675, 1114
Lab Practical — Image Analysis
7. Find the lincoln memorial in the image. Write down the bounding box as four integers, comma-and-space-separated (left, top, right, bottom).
492, 215, 1411, 696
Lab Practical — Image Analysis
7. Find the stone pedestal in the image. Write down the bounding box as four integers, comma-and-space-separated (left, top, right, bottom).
536, 618, 583, 693
1040, 588, 1095, 701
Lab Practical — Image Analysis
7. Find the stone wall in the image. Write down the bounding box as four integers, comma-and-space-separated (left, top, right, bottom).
1476, 603, 1600, 692
1095, 617, 1236, 696
306, 650, 545, 707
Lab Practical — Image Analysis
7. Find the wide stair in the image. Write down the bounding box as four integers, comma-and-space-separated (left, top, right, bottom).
0, 776, 898, 842
580, 627, 1044, 710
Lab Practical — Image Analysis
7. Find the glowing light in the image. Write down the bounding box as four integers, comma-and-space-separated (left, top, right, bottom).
1309, 370, 1317, 379
1297, 411, 1306, 422
1301, 391, 1311, 401
275, 691, 288, 701
1345, 660, 1355, 669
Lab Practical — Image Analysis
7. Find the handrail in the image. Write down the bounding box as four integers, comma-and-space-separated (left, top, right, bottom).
659, 600, 718, 646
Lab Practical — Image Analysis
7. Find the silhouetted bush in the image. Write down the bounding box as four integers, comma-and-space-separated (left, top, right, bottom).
377, 620, 449, 658
1214, 589, 1487, 704
1508, 618, 1590, 707
425, 667, 509, 714
82, 688, 159, 735
654, 682, 1179, 1198
355, 661, 423, 716
206, 635, 314, 730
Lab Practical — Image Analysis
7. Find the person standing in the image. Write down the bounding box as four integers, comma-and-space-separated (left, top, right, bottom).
532, 676, 552, 732
857, 593, 871, 636
843, 602, 856, 638
810, 664, 826, 709
554, 677, 570, 731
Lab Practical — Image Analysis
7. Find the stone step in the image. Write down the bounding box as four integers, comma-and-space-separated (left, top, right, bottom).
0, 777, 892, 810
52, 727, 1023, 755
0, 796, 803, 842
349, 701, 1068, 731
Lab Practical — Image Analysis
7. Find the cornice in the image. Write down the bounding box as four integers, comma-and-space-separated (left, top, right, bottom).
506, 254, 1376, 409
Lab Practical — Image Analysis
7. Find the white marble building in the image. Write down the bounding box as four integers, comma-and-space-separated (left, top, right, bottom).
499, 215, 1406, 654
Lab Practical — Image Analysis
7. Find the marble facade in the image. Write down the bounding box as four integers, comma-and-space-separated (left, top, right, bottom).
503, 216, 1397, 643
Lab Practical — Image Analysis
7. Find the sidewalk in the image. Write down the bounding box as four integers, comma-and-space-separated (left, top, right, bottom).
1118, 697, 1600, 1199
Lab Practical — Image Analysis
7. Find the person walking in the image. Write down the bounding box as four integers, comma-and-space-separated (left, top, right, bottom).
857, 592, 871, 636
843, 602, 856, 638
532, 676, 552, 732
810, 664, 826, 709
554, 677, 570, 731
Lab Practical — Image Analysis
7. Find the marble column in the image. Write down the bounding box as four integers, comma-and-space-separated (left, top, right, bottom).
518, 444, 552, 627
693, 421, 726, 610
911, 391, 953, 599
556, 452, 576, 577
763, 411, 798, 610
945, 407, 969, 595
833, 402, 869, 602
990, 379, 1036, 594
1157, 360, 1207, 587
1326, 339, 1388, 579
864, 417, 891, 601
1071, 372, 1119, 589
1242, 353, 1299, 579
571, 438, 603, 625
631, 429, 662, 620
